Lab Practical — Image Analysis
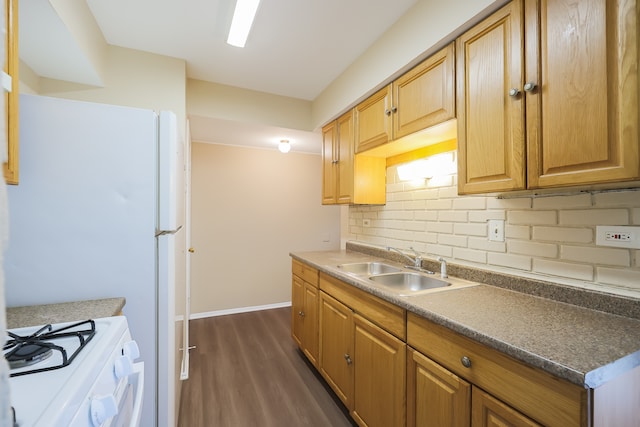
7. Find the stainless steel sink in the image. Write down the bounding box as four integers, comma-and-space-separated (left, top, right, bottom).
337, 262, 402, 275
369, 272, 450, 293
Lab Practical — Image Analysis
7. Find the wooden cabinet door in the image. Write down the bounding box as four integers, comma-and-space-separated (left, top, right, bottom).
291, 275, 305, 347
3, 0, 19, 184
302, 282, 319, 366
352, 314, 406, 427
472, 388, 542, 427
321, 121, 337, 204
336, 110, 354, 204
407, 347, 470, 427
319, 291, 354, 409
355, 85, 393, 153
525, 0, 639, 188
456, 0, 526, 194
394, 43, 456, 139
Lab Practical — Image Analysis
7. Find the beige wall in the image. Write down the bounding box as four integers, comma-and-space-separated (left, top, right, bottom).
348, 156, 640, 298
187, 79, 313, 131
311, 0, 505, 128
190, 142, 340, 315
33, 45, 186, 135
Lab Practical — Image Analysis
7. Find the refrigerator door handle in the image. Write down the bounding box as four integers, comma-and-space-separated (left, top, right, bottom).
155, 225, 183, 237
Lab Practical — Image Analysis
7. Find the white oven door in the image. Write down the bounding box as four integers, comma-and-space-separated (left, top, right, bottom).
107, 362, 145, 427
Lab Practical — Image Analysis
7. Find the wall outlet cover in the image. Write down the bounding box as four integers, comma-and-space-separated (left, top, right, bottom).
595, 226, 640, 249
488, 219, 505, 242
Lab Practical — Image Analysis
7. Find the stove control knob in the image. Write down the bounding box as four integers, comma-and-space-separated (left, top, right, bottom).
91, 395, 118, 426
114, 355, 134, 379
123, 340, 140, 361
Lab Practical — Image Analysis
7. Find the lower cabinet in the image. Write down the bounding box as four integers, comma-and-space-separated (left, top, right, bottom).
318, 273, 406, 427
407, 313, 586, 427
319, 291, 354, 406
471, 388, 541, 427
291, 260, 319, 367
407, 347, 470, 427
408, 347, 541, 427
293, 259, 640, 427
352, 314, 405, 427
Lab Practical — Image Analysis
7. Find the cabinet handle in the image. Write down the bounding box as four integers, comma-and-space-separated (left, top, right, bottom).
298, 311, 305, 317
384, 109, 392, 116
344, 353, 353, 365
391, 106, 398, 113
461, 356, 472, 368
508, 88, 520, 97
523, 82, 537, 92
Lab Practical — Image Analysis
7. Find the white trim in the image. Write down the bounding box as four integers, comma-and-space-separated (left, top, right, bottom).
189, 301, 292, 320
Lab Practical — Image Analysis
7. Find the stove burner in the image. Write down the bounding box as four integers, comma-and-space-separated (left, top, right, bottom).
6, 344, 53, 369
3, 319, 96, 377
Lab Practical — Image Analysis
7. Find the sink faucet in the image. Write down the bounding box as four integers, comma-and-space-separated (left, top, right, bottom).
437, 257, 448, 278
386, 246, 423, 269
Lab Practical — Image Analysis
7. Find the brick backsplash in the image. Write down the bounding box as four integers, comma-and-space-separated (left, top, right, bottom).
348, 160, 640, 298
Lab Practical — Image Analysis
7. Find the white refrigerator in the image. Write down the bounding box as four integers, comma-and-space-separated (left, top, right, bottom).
4, 94, 183, 427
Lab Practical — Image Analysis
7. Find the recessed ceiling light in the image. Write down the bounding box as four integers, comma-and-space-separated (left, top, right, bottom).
278, 139, 291, 153
227, 0, 261, 48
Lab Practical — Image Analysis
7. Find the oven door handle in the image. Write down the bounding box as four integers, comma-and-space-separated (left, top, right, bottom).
129, 362, 145, 427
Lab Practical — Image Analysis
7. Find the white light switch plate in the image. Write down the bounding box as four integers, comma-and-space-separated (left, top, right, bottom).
595, 226, 640, 249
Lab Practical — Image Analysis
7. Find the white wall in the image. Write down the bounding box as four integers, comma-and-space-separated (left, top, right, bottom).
189, 142, 340, 315
348, 157, 640, 298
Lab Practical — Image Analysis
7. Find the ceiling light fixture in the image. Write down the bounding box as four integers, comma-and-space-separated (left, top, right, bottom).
278, 139, 291, 153
227, 0, 261, 48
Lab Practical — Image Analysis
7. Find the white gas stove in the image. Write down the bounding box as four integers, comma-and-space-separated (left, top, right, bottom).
4, 316, 143, 427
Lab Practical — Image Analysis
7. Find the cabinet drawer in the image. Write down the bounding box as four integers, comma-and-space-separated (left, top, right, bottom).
292, 259, 319, 286
320, 272, 406, 340
407, 313, 587, 427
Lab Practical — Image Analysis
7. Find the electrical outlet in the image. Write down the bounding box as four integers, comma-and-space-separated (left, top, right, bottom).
363, 219, 371, 228
596, 226, 640, 249
488, 219, 505, 242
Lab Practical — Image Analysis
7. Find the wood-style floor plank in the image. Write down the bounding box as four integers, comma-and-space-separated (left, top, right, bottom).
178, 307, 355, 427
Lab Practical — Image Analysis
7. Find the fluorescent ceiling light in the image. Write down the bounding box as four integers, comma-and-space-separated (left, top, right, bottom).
227, 0, 261, 48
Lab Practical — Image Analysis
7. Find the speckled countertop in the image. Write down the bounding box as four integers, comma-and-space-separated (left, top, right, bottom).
291, 245, 640, 389
6, 298, 126, 329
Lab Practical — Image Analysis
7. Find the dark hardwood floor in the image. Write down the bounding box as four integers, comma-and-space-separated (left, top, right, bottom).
178, 307, 356, 427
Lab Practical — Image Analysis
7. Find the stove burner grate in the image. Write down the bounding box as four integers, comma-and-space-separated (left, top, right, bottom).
3, 319, 97, 377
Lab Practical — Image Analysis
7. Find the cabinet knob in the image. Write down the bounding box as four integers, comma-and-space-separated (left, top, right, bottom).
461, 356, 472, 368
188, 247, 195, 253
508, 88, 520, 97
344, 353, 353, 365
523, 82, 537, 92
391, 106, 398, 113
332, 160, 339, 164
384, 109, 392, 116
298, 311, 305, 317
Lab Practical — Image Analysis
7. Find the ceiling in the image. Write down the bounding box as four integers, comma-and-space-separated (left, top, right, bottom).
20, 0, 418, 153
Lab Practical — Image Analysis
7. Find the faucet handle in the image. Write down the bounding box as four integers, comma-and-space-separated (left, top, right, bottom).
409, 247, 423, 267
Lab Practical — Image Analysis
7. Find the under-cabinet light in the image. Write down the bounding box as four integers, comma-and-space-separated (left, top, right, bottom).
397, 152, 456, 181
227, 0, 261, 48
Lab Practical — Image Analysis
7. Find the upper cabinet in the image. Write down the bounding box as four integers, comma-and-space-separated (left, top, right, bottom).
355, 43, 456, 155
3, 0, 19, 184
322, 111, 355, 205
322, 111, 386, 205
457, 0, 639, 194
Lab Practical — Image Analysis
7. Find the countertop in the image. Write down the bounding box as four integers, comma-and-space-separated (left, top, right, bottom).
291, 248, 640, 389
6, 297, 126, 329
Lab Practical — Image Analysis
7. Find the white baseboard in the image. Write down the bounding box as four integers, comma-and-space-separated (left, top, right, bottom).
188, 301, 292, 320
